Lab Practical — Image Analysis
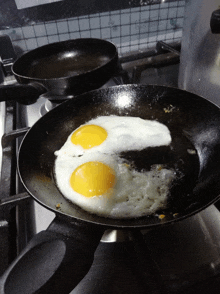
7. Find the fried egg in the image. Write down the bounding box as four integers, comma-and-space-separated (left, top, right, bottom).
54, 152, 176, 218
54, 115, 175, 218
54, 116, 172, 157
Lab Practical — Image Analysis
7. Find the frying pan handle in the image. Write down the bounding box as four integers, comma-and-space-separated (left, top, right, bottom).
0, 216, 105, 294
0, 83, 46, 104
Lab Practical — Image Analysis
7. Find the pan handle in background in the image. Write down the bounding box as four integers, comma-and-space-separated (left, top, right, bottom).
39, 90, 74, 101
0, 83, 47, 104
0, 216, 105, 294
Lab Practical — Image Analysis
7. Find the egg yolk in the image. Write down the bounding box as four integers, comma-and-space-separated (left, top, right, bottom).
70, 161, 116, 197
71, 124, 108, 149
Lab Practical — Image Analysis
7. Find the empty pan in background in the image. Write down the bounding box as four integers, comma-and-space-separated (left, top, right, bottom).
12, 38, 120, 96
0, 38, 120, 103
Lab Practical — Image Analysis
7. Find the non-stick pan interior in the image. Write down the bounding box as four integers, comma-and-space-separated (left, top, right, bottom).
12, 38, 117, 80
18, 85, 220, 228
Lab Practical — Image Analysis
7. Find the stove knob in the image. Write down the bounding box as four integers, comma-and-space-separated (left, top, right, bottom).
210, 9, 220, 33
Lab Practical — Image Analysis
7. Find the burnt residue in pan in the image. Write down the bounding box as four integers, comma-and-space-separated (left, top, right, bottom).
119, 130, 200, 215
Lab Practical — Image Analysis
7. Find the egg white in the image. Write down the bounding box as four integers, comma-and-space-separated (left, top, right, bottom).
54, 152, 176, 218
54, 116, 172, 157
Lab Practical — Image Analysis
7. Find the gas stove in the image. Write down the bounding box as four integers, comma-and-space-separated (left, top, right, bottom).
1, 41, 220, 294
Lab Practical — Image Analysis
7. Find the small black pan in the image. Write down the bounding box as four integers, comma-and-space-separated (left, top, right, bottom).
1, 84, 220, 294
0, 38, 120, 102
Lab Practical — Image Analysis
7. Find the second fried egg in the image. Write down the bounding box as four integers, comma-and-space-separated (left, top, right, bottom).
54, 152, 176, 218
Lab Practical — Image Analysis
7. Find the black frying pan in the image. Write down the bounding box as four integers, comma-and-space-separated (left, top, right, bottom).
1, 84, 220, 293
18, 84, 220, 226
0, 38, 119, 102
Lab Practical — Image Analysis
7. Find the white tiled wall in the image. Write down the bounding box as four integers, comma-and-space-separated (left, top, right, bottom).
0, 0, 185, 56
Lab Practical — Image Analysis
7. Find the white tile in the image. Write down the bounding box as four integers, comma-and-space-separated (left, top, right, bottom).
159, 8, 169, 20
34, 24, 47, 37
57, 21, 69, 33
157, 34, 165, 41
130, 44, 139, 52
131, 12, 141, 23
36, 36, 48, 46
111, 37, 120, 46
90, 29, 101, 38
79, 18, 90, 30
111, 26, 120, 37
165, 19, 171, 30
80, 30, 91, 38
139, 32, 148, 40
70, 32, 81, 39
148, 34, 157, 42
139, 20, 149, 32
120, 13, 130, 25
101, 28, 111, 38
109, 13, 120, 25
149, 21, 158, 32
169, 2, 178, 7
59, 33, 70, 41
101, 15, 110, 27
45, 22, 58, 35
22, 26, 35, 38
158, 20, 167, 31
140, 10, 150, 21
130, 24, 138, 35
160, 2, 169, 8
26, 38, 38, 50
151, 4, 160, 10
149, 8, 159, 21
48, 35, 59, 43
90, 17, 100, 29
139, 38, 148, 45
168, 7, 178, 19
165, 31, 174, 40
68, 19, 80, 32
121, 35, 130, 44
121, 25, 130, 36
130, 35, 139, 42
